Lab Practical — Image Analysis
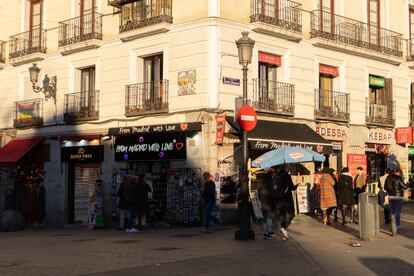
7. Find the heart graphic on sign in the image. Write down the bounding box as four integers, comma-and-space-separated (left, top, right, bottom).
176, 142, 184, 150
180, 123, 188, 131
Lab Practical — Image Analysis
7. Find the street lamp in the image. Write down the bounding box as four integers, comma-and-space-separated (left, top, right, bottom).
235, 31, 255, 241
29, 63, 57, 104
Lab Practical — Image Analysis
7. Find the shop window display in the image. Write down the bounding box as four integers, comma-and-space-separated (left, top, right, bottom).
14, 164, 46, 224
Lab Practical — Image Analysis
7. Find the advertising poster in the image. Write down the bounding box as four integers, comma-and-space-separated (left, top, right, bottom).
215, 114, 226, 145
178, 70, 196, 96
347, 153, 367, 178
296, 185, 309, 213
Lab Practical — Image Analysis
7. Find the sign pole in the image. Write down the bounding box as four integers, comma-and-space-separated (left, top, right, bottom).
235, 65, 255, 241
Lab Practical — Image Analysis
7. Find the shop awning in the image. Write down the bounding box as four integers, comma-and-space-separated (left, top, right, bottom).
227, 117, 333, 154
0, 138, 43, 164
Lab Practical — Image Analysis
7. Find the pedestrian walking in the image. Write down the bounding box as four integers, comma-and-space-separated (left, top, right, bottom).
257, 170, 276, 240
133, 174, 152, 232
319, 165, 337, 225
384, 169, 409, 236
337, 167, 355, 225
352, 166, 366, 223
117, 179, 128, 230
201, 172, 220, 233
124, 175, 138, 233
274, 164, 297, 241
378, 169, 391, 224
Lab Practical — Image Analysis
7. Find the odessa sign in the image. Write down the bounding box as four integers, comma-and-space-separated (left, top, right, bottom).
237, 105, 257, 131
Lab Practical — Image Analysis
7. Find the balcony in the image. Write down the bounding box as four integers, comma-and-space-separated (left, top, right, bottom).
252, 79, 294, 116
9, 29, 47, 66
365, 98, 395, 127
0, 40, 5, 68
118, 0, 172, 42
310, 10, 403, 65
314, 89, 350, 122
14, 98, 43, 128
125, 80, 169, 116
250, 0, 302, 42
64, 91, 99, 122
58, 13, 103, 55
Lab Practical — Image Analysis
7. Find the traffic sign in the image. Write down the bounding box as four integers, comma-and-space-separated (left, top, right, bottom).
237, 105, 257, 131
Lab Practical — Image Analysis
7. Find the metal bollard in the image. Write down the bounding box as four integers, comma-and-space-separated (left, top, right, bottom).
358, 192, 379, 240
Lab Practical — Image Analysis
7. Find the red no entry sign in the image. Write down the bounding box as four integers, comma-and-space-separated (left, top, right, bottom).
237, 105, 257, 131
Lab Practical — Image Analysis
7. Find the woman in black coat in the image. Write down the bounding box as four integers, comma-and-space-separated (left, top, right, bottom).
337, 167, 355, 225
133, 174, 152, 231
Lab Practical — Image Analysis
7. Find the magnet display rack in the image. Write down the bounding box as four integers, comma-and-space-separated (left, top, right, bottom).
166, 168, 201, 225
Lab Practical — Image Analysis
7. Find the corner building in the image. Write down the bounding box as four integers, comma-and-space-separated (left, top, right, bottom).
0, 0, 413, 226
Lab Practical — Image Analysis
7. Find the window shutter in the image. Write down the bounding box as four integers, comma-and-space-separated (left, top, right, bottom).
411, 83, 414, 104
385, 78, 393, 101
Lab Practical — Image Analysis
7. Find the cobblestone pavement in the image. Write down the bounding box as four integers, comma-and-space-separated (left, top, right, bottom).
1, 201, 414, 276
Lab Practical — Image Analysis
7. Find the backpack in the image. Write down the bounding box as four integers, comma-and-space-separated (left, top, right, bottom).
270, 173, 289, 200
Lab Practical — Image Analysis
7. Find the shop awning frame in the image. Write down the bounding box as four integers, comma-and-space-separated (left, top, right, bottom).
0, 138, 43, 164
226, 117, 333, 154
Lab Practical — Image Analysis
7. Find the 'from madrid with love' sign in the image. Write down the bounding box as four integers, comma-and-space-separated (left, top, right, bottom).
237, 105, 257, 131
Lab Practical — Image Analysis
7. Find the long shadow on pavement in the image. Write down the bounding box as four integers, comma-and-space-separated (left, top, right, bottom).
359, 257, 414, 275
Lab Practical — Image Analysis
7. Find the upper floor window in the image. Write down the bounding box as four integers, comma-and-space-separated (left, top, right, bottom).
368, 0, 380, 44
78, 0, 96, 16
409, 7, 414, 56
30, 0, 43, 31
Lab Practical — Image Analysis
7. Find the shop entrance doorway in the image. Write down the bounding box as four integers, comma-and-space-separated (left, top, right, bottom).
68, 163, 101, 224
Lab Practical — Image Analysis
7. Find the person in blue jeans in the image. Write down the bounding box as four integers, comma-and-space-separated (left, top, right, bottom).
201, 172, 220, 232
384, 169, 408, 236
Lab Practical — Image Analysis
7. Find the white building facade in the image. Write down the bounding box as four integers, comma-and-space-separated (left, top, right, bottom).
0, 0, 413, 226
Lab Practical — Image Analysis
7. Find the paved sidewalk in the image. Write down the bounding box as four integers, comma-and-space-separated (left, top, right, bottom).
1, 202, 414, 276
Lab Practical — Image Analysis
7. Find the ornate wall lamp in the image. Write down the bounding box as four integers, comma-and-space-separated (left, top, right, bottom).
29, 63, 57, 104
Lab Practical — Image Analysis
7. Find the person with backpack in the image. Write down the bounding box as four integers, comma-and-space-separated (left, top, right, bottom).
201, 172, 220, 233
274, 164, 297, 241
257, 170, 276, 240
384, 169, 409, 236
124, 175, 139, 233
319, 165, 337, 225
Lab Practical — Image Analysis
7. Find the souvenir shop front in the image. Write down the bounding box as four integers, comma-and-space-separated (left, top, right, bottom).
60, 136, 104, 226
109, 121, 204, 225
0, 138, 49, 223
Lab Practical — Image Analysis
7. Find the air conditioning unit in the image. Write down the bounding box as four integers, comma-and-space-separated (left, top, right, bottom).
371, 104, 387, 118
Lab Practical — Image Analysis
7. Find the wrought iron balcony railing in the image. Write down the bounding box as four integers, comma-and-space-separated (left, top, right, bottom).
9, 29, 46, 59
252, 78, 295, 116
365, 98, 395, 127
314, 89, 350, 122
0, 40, 5, 63
59, 13, 103, 47
14, 98, 43, 128
64, 90, 99, 122
250, 0, 302, 33
310, 10, 403, 57
125, 80, 169, 116
119, 0, 172, 33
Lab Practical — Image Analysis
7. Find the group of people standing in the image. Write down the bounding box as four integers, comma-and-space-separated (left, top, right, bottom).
317, 165, 409, 235
118, 173, 156, 233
